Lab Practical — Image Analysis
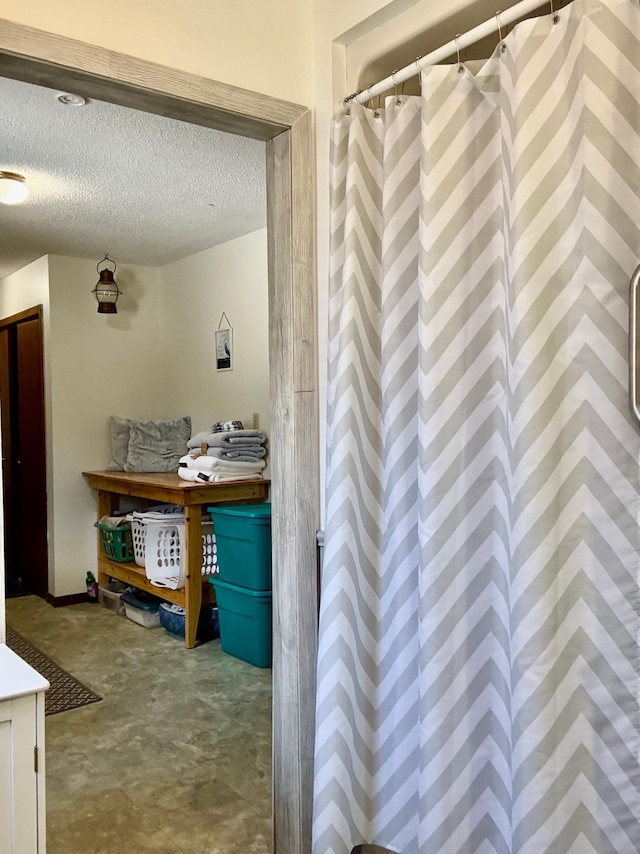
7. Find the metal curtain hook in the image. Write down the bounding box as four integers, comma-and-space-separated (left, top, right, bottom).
366, 85, 374, 110
496, 10, 507, 52
392, 70, 401, 105
343, 96, 351, 116
415, 56, 424, 91
550, 0, 560, 22
455, 33, 464, 73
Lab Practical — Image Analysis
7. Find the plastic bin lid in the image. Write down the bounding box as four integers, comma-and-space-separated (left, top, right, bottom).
121, 590, 161, 611
207, 502, 271, 519
211, 577, 273, 598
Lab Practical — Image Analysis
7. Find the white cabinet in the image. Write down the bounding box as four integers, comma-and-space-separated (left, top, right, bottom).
0, 645, 48, 854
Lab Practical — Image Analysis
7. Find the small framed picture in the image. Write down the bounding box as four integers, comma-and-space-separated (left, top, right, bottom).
215, 327, 233, 371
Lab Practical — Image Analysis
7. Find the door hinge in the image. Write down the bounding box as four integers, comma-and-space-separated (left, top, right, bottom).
34, 746, 39, 773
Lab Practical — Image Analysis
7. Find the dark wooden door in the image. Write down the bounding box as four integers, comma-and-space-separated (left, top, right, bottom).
0, 327, 18, 586
0, 309, 48, 599
15, 318, 48, 597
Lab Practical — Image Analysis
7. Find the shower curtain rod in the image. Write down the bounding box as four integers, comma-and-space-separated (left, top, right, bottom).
345, 0, 553, 106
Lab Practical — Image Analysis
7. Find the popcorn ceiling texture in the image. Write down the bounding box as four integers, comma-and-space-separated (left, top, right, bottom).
0, 76, 266, 280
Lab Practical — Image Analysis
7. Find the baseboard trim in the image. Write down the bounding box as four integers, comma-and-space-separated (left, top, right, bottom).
46, 592, 88, 607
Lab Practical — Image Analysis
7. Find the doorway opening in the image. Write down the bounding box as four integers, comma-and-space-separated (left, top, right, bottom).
0, 19, 318, 854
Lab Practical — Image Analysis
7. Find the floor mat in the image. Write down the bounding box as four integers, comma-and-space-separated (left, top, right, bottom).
6, 626, 102, 715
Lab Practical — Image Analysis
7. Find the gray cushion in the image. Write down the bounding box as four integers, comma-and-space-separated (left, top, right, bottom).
107, 416, 131, 470
124, 416, 192, 473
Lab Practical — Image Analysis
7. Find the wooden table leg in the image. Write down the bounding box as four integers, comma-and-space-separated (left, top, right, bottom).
184, 505, 203, 649
96, 490, 115, 592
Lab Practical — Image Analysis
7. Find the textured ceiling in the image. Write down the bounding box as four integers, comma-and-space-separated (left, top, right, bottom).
0, 76, 266, 281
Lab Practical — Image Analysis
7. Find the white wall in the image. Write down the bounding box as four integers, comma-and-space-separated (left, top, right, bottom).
157, 229, 270, 451
0, 255, 50, 320
46, 256, 164, 596
0, 0, 313, 107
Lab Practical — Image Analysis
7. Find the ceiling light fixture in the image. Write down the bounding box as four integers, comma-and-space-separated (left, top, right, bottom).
57, 92, 87, 106
91, 254, 122, 314
0, 172, 30, 205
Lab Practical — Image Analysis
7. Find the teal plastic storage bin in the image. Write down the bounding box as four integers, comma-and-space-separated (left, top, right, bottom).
211, 577, 272, 668
207, 503, 272, 591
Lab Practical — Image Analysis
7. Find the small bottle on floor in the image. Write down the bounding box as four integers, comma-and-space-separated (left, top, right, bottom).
86, 571, 98, 603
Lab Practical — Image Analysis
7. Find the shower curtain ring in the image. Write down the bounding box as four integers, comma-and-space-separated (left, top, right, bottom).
343, 95, 351, 116
549, 0, 560, 22
366, 85, 374, 108
415, 56, 424, 90
392, 70, 401, 105
496, 10, 507, 52
455, 34, 464, 73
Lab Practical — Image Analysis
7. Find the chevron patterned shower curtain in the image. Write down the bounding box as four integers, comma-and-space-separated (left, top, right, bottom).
314, 1, 640, 852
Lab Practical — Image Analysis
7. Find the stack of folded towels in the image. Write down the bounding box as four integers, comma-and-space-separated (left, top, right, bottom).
178, 420, 267, 483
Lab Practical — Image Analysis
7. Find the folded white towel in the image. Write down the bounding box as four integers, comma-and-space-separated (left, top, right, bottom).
210, 472, 264, 482
177, 467, 212, 483
179, 454, 265, 473
178, 467, 263, 484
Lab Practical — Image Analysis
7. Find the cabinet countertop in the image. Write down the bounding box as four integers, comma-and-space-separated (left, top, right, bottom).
0, 643, 49, 701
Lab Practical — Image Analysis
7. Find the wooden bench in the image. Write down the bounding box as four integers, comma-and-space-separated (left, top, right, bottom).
83, 471, 270, 648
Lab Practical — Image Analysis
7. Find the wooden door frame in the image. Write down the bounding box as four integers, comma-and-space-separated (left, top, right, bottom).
0, 18, 319, 854
0, 304, 49, 599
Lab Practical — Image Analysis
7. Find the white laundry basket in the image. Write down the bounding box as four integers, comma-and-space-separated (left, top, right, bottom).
127, 505, 184, 567
143, 514, 217, 590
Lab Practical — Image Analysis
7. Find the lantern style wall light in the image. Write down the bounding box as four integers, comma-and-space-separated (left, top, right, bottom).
91, 254, 122, 314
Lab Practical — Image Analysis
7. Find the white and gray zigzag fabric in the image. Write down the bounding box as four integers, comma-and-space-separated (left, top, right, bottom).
314, 0, 640, 851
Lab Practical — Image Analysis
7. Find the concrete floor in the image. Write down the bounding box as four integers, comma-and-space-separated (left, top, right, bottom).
7, 596, 272, 854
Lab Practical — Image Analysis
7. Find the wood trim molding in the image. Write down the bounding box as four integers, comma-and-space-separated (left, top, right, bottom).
0, 17, 308, 140
45, 592, 89, 608
0, 304, 43, 329
0, 18, 319, 854
267, 111, 319, 854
